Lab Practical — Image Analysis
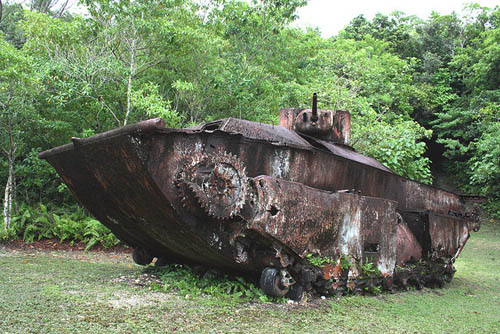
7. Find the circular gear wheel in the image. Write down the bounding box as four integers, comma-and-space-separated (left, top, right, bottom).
178, 149, 248, 219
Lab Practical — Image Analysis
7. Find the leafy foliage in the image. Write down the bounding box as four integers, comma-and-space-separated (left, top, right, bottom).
305, 253, 335, 267
151, 264, 284, 304
352, 111, 433, 183
1, 203, 119, 250
0, 1, 25, 48
342, 5, 500, 215
130, 82, 181, 127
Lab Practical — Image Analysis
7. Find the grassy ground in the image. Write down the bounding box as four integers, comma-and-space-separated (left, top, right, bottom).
1, 221, 499, 334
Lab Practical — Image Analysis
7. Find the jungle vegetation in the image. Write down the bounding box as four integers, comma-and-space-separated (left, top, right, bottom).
1, 0, 499, 245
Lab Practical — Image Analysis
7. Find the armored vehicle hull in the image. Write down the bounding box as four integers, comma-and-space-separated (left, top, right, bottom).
40, 112, 480, 298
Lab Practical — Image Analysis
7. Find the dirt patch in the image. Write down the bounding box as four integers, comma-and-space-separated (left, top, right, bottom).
107, 291, 173, 309
0, 238, 133, 264
2, 238, 131, 253
112, 273, 163, 287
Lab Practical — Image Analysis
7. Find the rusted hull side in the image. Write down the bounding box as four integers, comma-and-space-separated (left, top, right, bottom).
41, 128, 401, 277
238, 176, 398, 276
152, 127, 466, 216
41, 122, 253, 271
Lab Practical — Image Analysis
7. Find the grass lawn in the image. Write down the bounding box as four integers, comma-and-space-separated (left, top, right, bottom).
1, 221, 499, 334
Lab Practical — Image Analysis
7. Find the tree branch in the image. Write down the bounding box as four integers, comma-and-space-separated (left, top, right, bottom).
55, 0, 69, 18
0, 145, 8, 156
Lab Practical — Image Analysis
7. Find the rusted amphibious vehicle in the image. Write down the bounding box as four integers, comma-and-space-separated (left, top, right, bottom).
40, 94, 480, 299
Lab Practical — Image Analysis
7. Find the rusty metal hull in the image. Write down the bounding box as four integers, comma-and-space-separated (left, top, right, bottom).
39, 117, 480, 295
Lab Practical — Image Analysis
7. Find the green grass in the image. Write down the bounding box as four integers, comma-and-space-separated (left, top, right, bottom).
0, 221, 499, 334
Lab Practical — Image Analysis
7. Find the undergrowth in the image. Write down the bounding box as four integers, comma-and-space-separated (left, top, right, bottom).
482, 198, 500, 220
148, 264, 286, 304
0, 203, 119, 250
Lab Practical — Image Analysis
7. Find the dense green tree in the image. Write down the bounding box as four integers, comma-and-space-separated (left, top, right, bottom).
0, 0, 25, 48
0, 36, 38, 229
22, 12, 121, 140
341, 6, 500, 212
81, 0, 185, 126
436, 10, 500, 214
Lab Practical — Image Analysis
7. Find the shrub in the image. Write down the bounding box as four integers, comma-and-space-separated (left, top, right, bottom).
1, 203, 119, 250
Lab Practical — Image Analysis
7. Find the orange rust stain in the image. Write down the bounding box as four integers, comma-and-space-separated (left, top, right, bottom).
323, 261, 342, 280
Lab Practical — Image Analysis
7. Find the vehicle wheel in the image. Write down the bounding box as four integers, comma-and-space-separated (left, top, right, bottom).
154, 257, 170, 267
132, 247, 154, 265
286, 283, 304, 301
260, 267, 290, 297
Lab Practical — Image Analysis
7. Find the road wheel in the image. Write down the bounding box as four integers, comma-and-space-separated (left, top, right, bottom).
260, 267, 290, 297
132, 247, 154, 265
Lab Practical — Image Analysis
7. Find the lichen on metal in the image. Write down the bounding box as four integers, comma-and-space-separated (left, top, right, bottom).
39, 94, 481, 300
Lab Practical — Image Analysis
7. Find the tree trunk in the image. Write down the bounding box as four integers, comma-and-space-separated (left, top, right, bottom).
2, 117, 17, 232
123, 36, 136, 126
2, 148, 15, 232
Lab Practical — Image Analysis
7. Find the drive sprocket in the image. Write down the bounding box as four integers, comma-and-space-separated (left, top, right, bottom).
178, 149, 248, 219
